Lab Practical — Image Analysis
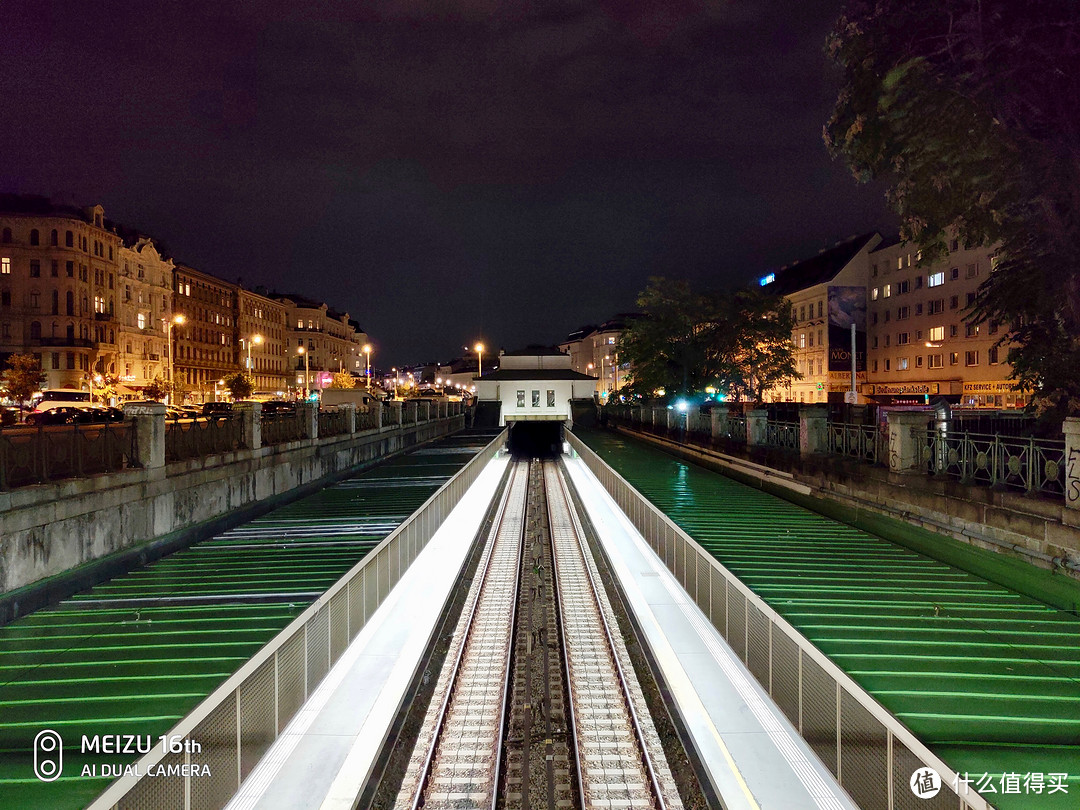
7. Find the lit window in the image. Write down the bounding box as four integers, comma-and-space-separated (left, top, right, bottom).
547, 390, 555, 407
516, 390, 525, 407
896, 257, 903, 270
871, 287, 879, 300
531, 390, 540, 407
0, 258, 9, 274
137, 313, 146, 329
898, 357, 908, 370
927, 271, 944, 287
929, 326, 945, 342
883, 284, 891, 298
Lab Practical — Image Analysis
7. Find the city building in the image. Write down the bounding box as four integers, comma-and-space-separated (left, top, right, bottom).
558, 314, 638, 399
172, 264, 238, 402
0, 195, 122, 390
273, 294, 368, 394
236, 286, 287, 396
864, 238, 1020, 408
758, 233, 881, 404
475, 346, 595, 428
116, 235, 174, 392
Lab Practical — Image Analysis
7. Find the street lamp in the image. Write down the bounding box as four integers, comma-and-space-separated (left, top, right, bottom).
166, 314, 186, 405
297, 345, 309, 398
363, 344, 372, 387
242, 334, 263, 371
214, 378, 225, 401
474, 342, 484, 377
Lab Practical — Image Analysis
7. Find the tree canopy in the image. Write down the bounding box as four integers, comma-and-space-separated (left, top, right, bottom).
824, 0, 1080, 418
2, 354, 45, 407
223, 372, 255, 400
617, 277, 797, 403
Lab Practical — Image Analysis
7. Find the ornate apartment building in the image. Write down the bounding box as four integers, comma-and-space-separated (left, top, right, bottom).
116, 236, 174, 390
172, 264, 238, 400
0, 196, 121, 389
236, 286, 288, 395
273, 294, 367, 393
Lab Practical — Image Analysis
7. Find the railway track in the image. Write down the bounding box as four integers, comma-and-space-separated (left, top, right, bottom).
395, 458, 681, 810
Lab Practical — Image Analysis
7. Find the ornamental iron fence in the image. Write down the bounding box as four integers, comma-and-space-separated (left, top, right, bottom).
827, 422, 886, 465
318, 408, 350, 438
914, 428, 1066, 497
0, 422, 135, 489
261, 412, 303, 446
164, 416, 244, 462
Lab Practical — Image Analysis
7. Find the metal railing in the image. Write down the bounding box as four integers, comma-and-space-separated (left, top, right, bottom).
827, 422, 886, 465
164, 415, 244, 462
914, 427, 1067, 497
565, 430, 991, 810
318, 407, 350, 438
0, 422, 134, 489
764, 419, 799, 450
260, 412, 303, 446
89, 428, 508, 810
356, 406, 380, 431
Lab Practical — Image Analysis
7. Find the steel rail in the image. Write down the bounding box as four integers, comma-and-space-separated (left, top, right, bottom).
408, 459, 527, 810
546, 460, 668, 810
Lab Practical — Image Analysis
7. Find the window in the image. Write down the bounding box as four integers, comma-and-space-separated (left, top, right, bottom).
30, 260, 40, 277
884, 310, 890, 322
799, 333, 805, 348
988, 320, 999, 335
799, 305, 805, 321
927, 271, 944, 287
884, 334, 890, 347
817, 329, 823, 345
915, 276, 923, 289
951, 267, 960, 280
531, 390, 540, 407
897, 306, 909, 320
607, 336, 615, 345
808, 332, 814, 347
29, 291, 39, 308
94, 295, 105, 314
965, 351, 978, 367
872, 312, 878, 325
966, 292, 976, 307
65, 230, 73, 247
872, 336, 879, 349
137, 313, 147, 329
872, 263, 878, 277
66, 352, 75, 370
66, 291, 74, 315
915, 304, 923, 315
883, 284, 892, 298
989, 347, 1000, 365
516, 390, 525, 407
30, 229, 39, 246
29, 321, 41, 340
898, 357, 908, 370
817, 301, 823, 318
949, 295, 959, 309
50, 260, 58, 277
52, 352, 59, 368
950, 324, 959, 337
547, 390, 555, 407
950, 352, 959, 366
949, 238, 959, 252
66, 261, 74, 277
0, 257, 10, 275
884, 359, 891, 371
871, 287, 879, 301
965, 323, 978, 337
928, 299, 944, 315
929, 326, 945, 342
916, 355, 923, 368
872, 359, 879, 372
896, 257, 903, 270
966, 263, 978, 278
929, 354, 944, 369
51, 290, 58, 314
50, 229, 58, 246
897, 332, 910, 345
897, 280, 910, 295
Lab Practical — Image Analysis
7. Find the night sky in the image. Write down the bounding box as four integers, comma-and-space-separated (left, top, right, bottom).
1, 0, 894, 366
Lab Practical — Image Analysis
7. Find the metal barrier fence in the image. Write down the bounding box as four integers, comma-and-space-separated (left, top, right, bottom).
164, 416, 244, 462
0, 422, 134, 489
88, 428, 507, 810
356, 406, 380, 431
764, 419, 799, 450
260, 412, 303, 446
318, 407, 350, 438
914, 427, 1067, 498
565, 429, 990, 810
828, 422, 886, 465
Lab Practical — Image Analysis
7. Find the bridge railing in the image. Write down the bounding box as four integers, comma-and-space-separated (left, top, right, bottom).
914, 427, 1066, 497
0, 421, 134, 489
164, 415, 244, 462
317, 407, 351, 438
827, 421, 886, 465
87, 428, 508, 810
565, 429, 992, 810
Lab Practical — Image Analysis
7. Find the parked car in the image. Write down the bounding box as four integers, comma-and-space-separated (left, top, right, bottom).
0, 406, 19, 426
70, 407, 122, 424
202, 401, 233, 418
259, 400, 296, 416
25, 407, 85, 425
179, 405, 203, 418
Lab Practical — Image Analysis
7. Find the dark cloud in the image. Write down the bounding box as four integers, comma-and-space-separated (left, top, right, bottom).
0, 0, 893, 363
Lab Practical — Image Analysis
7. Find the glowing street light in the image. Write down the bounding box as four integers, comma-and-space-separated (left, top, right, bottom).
297, 345, 310, 397
475, 342, 484, 377
166, 314, 186, 405
363, 344, 372, 386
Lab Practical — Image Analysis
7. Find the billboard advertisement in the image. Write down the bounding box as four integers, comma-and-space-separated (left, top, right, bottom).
827, 286, 867, 373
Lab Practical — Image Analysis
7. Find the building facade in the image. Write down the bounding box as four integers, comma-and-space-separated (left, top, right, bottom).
172, 264, 238, 401
558, 315, 637, 399
275, 295, 368, 394
0, 196, 122, 390
236, 287, 288, 396
864, 238, 1019, 408
116, 237, 174, 391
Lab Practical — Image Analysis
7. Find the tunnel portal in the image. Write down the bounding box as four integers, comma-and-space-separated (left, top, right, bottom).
507, 420, 564, 458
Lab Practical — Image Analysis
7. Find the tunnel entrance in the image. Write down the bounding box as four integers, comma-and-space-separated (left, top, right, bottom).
507, 421, 564, 458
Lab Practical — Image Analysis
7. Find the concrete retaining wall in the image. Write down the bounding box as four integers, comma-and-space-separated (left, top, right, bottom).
0, 417, 464, 598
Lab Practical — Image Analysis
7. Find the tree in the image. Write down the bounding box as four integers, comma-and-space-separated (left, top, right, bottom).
328, 371, 355, 389
223, 372, 255, 400
143, 376, 172, 401
824, 0, 1080, 418
617, 278, 798, 403
2, 353, 45, 409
